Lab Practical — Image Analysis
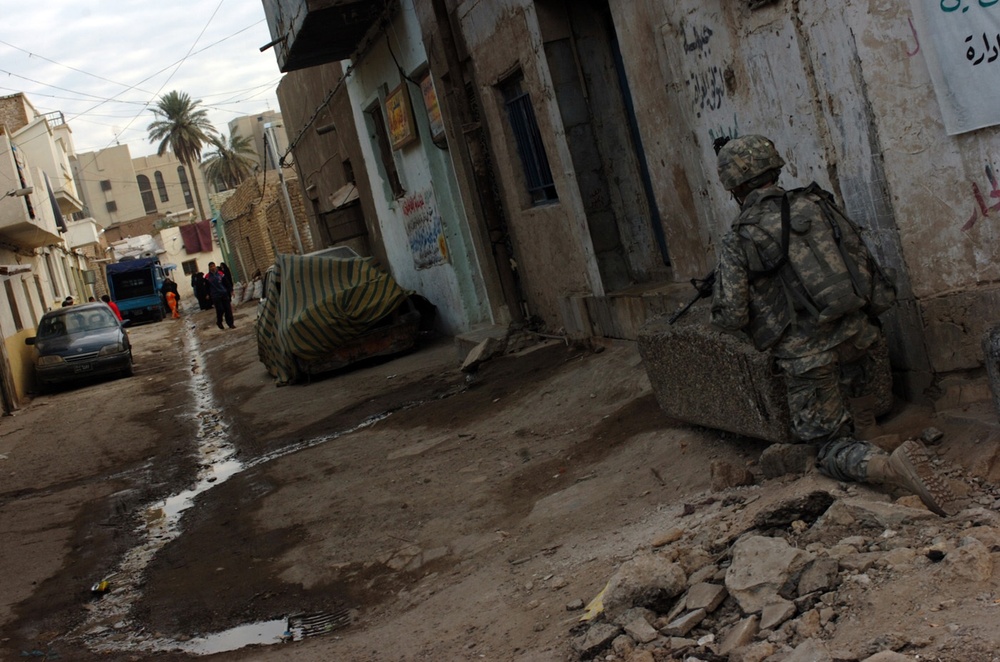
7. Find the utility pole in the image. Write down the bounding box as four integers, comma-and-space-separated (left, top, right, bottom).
263, 123, 304, 254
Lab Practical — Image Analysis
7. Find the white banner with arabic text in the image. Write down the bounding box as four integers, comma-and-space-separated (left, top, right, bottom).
911, 0, 1000, 134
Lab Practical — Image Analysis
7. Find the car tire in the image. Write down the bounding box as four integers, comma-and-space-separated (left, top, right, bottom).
122, 352, 134, 378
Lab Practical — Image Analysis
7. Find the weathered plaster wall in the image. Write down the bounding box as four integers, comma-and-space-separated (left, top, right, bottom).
347, 0, 491, 335
457, 0, 602, 326
607, 0, 1000, 389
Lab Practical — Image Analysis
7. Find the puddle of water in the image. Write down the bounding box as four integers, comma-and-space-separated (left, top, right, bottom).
74, 322, 388, 656
182, 619, 289, 655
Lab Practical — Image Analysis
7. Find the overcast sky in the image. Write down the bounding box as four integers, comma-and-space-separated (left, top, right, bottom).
0, 1, 283, 159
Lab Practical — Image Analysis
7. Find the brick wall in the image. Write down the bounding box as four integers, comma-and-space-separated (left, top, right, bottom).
0, 95, 30, 133
219, 172, 314, 279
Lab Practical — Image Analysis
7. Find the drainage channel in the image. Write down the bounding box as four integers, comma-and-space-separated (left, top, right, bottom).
73, 322, 387, 656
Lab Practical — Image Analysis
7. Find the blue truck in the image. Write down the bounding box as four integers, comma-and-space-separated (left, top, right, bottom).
106, 257, 168, 323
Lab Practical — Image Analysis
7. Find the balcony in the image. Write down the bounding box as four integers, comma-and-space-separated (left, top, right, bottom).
261, 0, 390, 72
0, 168, 64, 250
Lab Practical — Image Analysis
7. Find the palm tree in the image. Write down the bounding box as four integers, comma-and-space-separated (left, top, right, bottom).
147, 90, 217, 220
202, 131, 257, 191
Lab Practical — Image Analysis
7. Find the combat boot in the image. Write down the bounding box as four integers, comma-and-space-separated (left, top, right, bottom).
865, 439, 956, 517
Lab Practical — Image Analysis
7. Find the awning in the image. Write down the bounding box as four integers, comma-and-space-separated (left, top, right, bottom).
329, 183, 359, 210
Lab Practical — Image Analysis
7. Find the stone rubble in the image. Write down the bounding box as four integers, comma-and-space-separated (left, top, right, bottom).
567, 450, 1000, 661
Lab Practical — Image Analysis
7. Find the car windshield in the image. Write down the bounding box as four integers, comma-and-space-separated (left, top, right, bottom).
38, 309, 118, 338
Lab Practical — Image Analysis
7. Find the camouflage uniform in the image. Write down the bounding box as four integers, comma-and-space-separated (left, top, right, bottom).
711, 183, 881, 482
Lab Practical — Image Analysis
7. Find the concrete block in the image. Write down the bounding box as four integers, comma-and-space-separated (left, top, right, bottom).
454, 324, 508, 363
637, 309, 892, 443
685, 582, 727, 612
921, 286, 1000, 372
984, 324, 1000, 421
719, 615, 760, 655
661, 608, 706, 636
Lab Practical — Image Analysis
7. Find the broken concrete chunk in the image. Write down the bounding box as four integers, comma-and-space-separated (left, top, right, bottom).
759, 599, 797, 631
719, 615, 760, 655
817, 497, 937, 529
612, 606, 656, 628
711, 460, 756, 491
651, 527, 684, 548
685, 582, 728, 612
686, 564, 718, 587
460, 337, 506, 372
624, 616, 659, 644
797, 557, 839, 596
759, 443, 818, 479
602, 554, 687, 622
661, 607, 707, 636
794, 608, 823, 638
839, 552, 882, 573
725, 535, 814, 614
943, 538, 994, 582
565, 598, 585, 611
784, 637, 833, 662
573, 623, 621, 656
920, 427, 944, 444
729, 641, 777, 662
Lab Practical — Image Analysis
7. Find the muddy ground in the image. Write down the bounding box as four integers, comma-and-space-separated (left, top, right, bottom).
1, 301, 1000, 661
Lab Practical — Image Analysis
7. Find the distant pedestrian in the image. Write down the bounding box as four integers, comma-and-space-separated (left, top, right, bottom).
61, 296, 74, 307
206, 262, 235, 329
160, 277, 180, 314
166, 291, 180, 319
101, 294, 122, 321
218, 263, 235, 297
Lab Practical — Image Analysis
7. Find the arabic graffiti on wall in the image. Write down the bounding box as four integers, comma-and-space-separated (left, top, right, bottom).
680, 21, 726, 120
708, 114, 740, 145
960, 162, 1000, 231
911, 0, 1000, 133
402, 189, 449, 270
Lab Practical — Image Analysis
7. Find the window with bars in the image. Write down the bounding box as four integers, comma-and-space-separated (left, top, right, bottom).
177, 166, 193, 206
137, 174, 157, 214
500, 73, 557, 205
155, 171, 169, 202
100, 179, 112, 191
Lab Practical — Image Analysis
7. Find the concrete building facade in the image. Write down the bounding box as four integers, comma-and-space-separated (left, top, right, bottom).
276, 61, 386, 266
72, 144, 211, 227
0, 94, 99, 408
227, 110, 289, 172
262, 0, 1000, 405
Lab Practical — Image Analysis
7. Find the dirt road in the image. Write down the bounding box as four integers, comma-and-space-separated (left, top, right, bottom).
2, 301, 1000, 661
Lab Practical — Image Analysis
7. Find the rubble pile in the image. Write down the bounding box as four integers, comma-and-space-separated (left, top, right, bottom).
568, 466, 1000, 662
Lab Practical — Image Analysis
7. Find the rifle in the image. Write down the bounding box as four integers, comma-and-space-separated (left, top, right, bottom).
668, 271, 716, 324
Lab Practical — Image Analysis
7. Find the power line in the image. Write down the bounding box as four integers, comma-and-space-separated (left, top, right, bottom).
0, 38, 158, 97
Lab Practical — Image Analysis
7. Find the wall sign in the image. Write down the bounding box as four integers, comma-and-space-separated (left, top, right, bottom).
402, 189, 448, 270
911, 0, 1000, 134
420, 72, 447, 144
386, 83, 418, 150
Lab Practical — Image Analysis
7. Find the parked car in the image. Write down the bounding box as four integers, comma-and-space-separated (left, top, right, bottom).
25, 302, 133, 391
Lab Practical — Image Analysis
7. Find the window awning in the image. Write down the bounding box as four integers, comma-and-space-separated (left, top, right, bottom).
330, 182, 359, 210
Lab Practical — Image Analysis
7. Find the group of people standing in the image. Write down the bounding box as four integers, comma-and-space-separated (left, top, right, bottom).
160, 262, 236, 329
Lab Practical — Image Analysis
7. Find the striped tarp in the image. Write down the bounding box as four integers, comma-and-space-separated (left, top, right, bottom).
255, 254, 409, 385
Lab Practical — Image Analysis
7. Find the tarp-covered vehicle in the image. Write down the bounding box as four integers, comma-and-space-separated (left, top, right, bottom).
255, 252, 421, 385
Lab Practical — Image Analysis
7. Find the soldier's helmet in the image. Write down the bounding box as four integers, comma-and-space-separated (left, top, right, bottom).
717, 135, 785, 191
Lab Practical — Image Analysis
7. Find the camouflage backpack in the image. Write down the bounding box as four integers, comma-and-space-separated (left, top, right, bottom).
742, 183, 896, 323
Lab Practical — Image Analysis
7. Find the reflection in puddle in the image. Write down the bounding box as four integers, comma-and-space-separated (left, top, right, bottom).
182, 619, 289, 655
76, 323, 381, 655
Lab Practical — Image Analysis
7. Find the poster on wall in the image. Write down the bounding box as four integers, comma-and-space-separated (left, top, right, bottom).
910, 0, 1000, 134
402, 189, 449, 270
386, 83, 418, 150
420, 72, 447, 144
